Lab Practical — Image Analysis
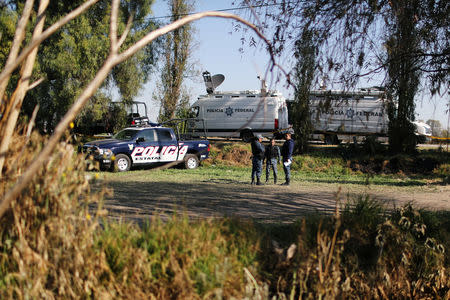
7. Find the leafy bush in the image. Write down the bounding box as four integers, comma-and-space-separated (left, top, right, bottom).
433, 163, 450, 184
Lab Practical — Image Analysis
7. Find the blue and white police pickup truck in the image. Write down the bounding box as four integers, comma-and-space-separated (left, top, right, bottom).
81, 122, 210, 172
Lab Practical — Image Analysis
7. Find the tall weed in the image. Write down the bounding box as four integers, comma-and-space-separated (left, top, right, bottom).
0, 130, 110, 298
262, 197, 448, 299
95, 216, 261, 299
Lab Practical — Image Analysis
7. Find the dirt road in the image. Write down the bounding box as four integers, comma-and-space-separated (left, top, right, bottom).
101, 178, 450, 223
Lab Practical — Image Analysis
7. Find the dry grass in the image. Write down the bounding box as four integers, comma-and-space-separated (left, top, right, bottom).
0, 129, 112, 298
205, 142, 252, 166
257, 195, 449, 299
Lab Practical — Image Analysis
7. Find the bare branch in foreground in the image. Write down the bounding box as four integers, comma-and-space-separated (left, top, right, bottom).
0, 0, 34, 105
27, 77, 45, 91
0, 0, 49, 176
109, 0, 119, 52
117, 14, 134, 50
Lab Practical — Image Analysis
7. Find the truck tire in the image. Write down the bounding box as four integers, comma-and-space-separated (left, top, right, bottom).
325, 134, 340, 145
184, 154, 199, 169
241, 130, 254, 143
114, 154, 131, 172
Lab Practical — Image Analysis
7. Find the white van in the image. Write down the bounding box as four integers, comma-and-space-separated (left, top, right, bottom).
190, 89, 289, 142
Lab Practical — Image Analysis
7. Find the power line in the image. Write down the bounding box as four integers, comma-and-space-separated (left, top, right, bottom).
148, 2, 282, 20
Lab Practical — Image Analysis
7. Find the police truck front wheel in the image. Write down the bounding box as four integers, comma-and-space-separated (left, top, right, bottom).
114, 154, 131, 172
184, 154, 199, 169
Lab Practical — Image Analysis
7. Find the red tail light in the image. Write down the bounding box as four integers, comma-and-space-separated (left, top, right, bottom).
207, 144, 211, 152
274, 118, 279, 129
131, 120, 135, 125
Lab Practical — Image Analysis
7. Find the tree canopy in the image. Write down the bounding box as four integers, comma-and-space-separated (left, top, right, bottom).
0, 0, 160, 133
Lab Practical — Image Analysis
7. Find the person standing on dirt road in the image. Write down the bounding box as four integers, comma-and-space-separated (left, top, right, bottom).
251, 134, 265, 185
264, 138, 281, 184
281, 132, 294, 185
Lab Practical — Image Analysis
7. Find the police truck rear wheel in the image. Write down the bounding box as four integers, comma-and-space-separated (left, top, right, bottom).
184, 154, 199, 169
325, 134, 339, 145
114, 154, 131, 172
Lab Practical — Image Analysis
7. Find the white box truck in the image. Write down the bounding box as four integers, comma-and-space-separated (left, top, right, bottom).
190, 72, 289, 142
287, 88, 432, 144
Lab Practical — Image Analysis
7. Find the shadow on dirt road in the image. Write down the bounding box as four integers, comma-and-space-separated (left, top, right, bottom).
98, 178, 449, 224
102, 180, 342, 223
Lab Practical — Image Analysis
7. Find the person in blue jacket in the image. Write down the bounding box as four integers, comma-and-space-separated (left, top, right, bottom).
251, 134, 265, 185
281, 132, 294, 185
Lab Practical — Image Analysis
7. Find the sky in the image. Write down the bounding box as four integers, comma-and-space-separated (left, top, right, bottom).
136, 0, 449, 130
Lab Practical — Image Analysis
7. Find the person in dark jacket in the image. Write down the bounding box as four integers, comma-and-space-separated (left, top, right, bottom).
281, 132, 294, 185
251, 134, 265, 185
264, 138, 281, 184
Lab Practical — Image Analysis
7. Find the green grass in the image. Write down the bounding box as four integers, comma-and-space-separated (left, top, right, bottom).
102, 165, 250, 183
102, 158, 436, 189
102, 141, 448, 188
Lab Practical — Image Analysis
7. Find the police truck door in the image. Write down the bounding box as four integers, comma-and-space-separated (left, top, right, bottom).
131, 128, 159, 164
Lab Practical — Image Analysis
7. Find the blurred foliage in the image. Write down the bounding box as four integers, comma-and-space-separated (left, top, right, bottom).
0, 127, 109, 298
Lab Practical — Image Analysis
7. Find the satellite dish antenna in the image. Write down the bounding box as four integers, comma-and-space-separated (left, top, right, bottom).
253, 62, 268, 96
211, 74, 225, 90
203, 71, 225, 94
257, 75, 267, 96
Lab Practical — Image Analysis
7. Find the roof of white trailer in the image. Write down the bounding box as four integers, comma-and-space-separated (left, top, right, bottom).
198, 90, 284, 99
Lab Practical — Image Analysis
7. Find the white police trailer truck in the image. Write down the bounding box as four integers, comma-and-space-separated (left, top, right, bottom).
287, 88, 432, 144
190, 71, 289, 142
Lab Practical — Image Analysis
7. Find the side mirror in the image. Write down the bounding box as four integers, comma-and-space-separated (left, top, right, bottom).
136, 137, 145, 143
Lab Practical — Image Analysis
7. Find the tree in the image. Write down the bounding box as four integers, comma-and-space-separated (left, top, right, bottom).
291, 29, 317, 153
240, 0, 449, 153
1, 0, 160, 133
155, 0, 195, 122
385, 1, 422, 152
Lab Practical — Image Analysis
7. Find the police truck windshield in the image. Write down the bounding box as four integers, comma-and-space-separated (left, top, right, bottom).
113, 129, 139, 140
